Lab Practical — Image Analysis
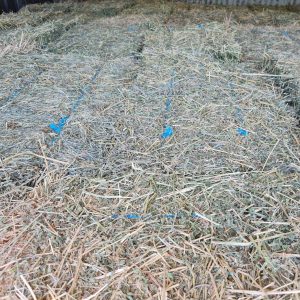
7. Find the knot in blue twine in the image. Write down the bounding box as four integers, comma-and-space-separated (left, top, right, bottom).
49, 115, 69, 135
162, 126, 173, 139
237, 128, 249, 137
49, 68, 100, 138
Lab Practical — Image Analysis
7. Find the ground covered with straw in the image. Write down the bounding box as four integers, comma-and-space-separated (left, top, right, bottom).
0, 1, 300, 299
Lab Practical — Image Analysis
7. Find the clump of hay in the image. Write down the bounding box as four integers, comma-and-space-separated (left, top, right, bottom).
0, 2, 77, 29
258, 55, 300, 114
0, 18, 80, 57
204, 22, 242, 62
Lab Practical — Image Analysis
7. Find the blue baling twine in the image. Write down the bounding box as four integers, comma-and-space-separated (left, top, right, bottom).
162, 126, 173, 139
111, 212, 220, 225
237, 128, 249, 137
49, 115, 69, 134
49, 68, 101, 140
161, 71, 175, 139
196, 23, 205, 30
128, 24, 138, 32
0, 69, 43, 110
282, 31, 300, 44
228, 82, 249, 137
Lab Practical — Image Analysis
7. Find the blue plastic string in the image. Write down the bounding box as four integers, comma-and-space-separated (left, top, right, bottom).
112, 213, 141, 220
165, 97, 172, 112
1, 69, 42, 110
49, 115, 69, 134
228, 81, 249, 137
49, 68, 100, 139
111, 212, 220, 225
196, 24, 205, 30
128, 24, 138, 32
237, 128, 249, 137
282, 31, 300, 44
282, 31, 289, 38
161, 126, 173, 139
161, 71, 175, 139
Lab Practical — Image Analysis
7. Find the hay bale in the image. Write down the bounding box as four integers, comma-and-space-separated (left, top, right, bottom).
0, 1, 300, 299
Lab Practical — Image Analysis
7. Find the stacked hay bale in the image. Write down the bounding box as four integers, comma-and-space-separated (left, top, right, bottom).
0, 1, 300, 299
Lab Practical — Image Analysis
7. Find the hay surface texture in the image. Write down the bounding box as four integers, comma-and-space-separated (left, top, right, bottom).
0, 1, 300, 299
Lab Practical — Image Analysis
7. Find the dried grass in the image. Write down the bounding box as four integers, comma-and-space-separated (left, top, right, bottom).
0, 0, 300, 299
